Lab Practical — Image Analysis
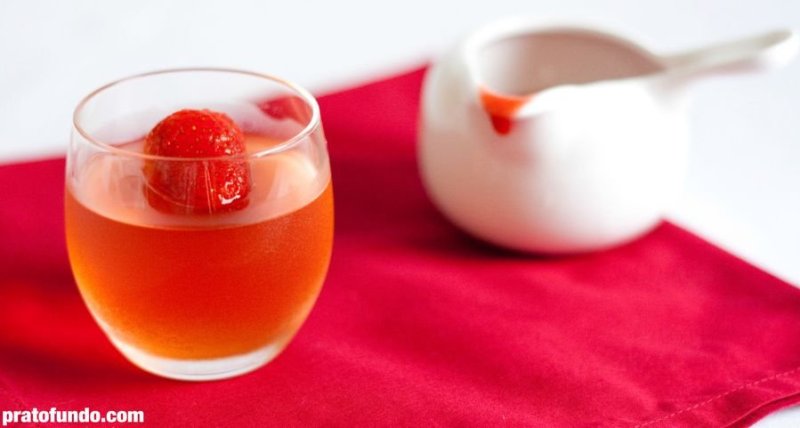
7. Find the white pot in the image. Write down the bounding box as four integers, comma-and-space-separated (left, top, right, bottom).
419, 19, 797, 253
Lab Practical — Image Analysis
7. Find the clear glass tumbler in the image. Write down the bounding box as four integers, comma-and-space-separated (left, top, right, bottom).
66, 69, 333, 380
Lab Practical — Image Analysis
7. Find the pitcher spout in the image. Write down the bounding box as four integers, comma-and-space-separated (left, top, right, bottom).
478, 85, 580, 135
478, 87, 529, 135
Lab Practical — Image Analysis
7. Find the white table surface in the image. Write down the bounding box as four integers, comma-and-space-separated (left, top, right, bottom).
1, 0, 799, 425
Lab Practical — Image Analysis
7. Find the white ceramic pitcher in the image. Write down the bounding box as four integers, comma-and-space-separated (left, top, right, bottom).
419, 19, 797, 253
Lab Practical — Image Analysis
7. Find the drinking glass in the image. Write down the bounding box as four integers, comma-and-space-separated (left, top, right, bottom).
66, 69, 333, 380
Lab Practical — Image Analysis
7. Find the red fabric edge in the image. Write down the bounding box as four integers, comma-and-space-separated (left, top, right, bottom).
731, 393, 800, 428
632, 365, 800, 427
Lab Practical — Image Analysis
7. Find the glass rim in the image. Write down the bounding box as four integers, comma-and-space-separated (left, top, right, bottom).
72, 67, 322, 161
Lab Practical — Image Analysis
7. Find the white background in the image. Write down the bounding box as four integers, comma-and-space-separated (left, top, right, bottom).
1, 0, 798, 425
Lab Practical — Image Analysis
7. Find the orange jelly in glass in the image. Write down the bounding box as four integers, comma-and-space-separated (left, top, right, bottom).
66, 70, 333, 380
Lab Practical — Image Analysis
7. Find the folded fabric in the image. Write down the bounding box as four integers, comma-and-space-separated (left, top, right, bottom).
2, 68, 800, 427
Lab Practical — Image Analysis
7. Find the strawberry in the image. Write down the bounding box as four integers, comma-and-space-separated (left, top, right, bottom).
259, 95, 313, 123
143, 109, 251, 214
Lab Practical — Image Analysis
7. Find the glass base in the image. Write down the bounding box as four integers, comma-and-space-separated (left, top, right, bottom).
109, 335, 288, 381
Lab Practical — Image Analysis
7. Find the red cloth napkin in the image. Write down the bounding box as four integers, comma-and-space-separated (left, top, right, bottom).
3, 68, 800, 427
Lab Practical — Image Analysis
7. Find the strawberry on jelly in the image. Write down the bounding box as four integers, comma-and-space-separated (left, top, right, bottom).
143, 109, 251, 214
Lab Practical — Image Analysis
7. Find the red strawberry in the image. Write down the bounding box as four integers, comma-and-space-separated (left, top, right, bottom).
143, 109, 251, 214
259, 95, 313, 123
